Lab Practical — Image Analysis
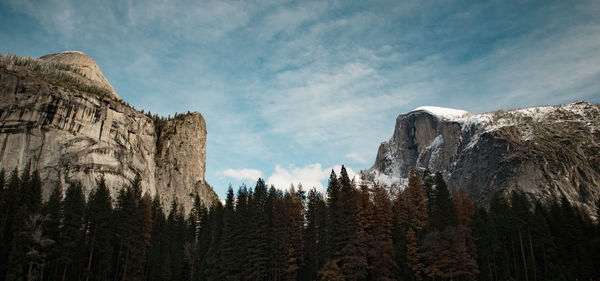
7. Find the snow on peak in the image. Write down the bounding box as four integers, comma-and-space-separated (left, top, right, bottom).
61, 50, 87, 55
412, 106, 470, 120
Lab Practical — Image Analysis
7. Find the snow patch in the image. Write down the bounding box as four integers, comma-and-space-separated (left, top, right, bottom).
413, 106, 470, 120
60, 50, 87, 55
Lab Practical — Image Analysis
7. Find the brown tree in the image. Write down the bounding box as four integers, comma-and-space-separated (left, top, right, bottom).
406, 228, 423, 281
405, 169, 428, 233
370, 183, 397, 280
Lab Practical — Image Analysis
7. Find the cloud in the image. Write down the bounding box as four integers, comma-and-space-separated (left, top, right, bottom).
4, 0, 600, 200
345, 153, 367, 164
266, 163, 356, 192
221, 168, 263, 181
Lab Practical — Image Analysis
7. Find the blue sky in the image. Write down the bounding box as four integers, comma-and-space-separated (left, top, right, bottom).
1, 0, 599, 198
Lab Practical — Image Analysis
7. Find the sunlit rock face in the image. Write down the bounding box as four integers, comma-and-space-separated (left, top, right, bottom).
363, 103, 600, 214
0, 52, 217, 212
39, 51, 121, 100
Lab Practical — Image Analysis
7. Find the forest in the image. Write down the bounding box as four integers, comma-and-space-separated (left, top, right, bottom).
0, 167, 599, 281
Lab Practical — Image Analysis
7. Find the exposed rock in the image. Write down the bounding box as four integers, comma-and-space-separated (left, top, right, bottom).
40, 51, 120, 100
0, 52, 218, 212
156, 113, 213, 212
363, 102, 600, 214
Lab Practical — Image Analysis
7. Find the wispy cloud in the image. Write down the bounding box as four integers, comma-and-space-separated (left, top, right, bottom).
345, 153, 367, 164
3, 0, 599, 198
221, 168, 263, 181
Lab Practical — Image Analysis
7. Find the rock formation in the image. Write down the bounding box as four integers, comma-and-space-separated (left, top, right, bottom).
39, 51, 120, 100
0, 52, 217, 212
363, 102, 600, 213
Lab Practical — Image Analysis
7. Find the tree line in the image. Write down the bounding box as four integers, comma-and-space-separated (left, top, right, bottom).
0, 167, 599, 281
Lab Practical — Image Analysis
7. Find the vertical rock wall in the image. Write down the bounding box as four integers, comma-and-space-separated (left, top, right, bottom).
0, 55, 217, 212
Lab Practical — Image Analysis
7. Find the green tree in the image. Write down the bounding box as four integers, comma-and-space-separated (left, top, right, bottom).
303, 188, 327, 280
429, 173, 457, 232
84, 177, 113, 281
41, 183, 63, 281
60, 181, 86, 281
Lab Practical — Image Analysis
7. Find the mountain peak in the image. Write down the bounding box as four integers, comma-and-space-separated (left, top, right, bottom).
412, 106, 470, 120
39, 51, 120, 100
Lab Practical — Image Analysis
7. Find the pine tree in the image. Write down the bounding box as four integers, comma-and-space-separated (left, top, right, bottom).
60, 181, 86, 281
429, 173, 457, 232
405, 227, 422, 281
405, 169, 428, 234
319, 260, 344, 281
84, 177, 113, 281
220, 185, 238, 280
113, 174, 151, 281
392, 188, 409, 279
283, 186, 305, 281
303, 188, 326, 280
403, 169, 428, 280
337, 166, 358, 249
325, 170, 340, 259
246, 179, 269, 280
369, 183, 396, 280
41, 183, 63, 281
4, 169, 29, 281
24, 213, 55, 281
145, 194, 167, 281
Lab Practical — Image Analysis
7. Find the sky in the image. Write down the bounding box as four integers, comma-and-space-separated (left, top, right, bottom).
1, 0, 599, 199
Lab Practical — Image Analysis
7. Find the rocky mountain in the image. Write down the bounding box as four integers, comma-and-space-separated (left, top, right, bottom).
0, 52, 218, 212
363, 102, 600, 214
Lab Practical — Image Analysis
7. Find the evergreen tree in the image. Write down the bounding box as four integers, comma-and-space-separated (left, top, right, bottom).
403, 169, 428, 280
325, 170, 340, 260
405, 227, 422, 281
113, 174, 151, 281
24, 214, 54, 281
4, 169, 31, 281
41, 183, 63, 281
429, 173, 457, 232
369, 183, 396, 280
246, 179, 269, 280
283, 186, 304, 281
392, 188, 409, 279
84, 177, 113, 281
405, 169, 428, 233
145, 194, 167, 281
219, 186, 238, 280
60, 181, 86, 281
303, 188, 326, 280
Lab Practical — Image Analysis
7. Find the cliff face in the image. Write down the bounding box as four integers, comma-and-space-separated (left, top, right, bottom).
156, 113, 213, 212
364, 102, 600, 213
0, 52, 217, 212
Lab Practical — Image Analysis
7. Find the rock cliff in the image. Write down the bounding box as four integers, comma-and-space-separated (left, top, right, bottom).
0, 52, 218, 212
363, 102, 600, 213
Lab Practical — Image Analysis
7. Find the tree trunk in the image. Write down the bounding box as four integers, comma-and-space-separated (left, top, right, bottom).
511, 238, 518, 281
61, 264, 67, 281
113, 239, 123, 281
28, 259, 33, 281
122, 248, 130, 281
527, 228, 536, 281
518, 228, 529, 281
85, 230, 96, 281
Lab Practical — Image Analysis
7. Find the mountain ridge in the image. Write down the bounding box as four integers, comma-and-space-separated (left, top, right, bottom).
363, 101, 600, 214
0, 52, 217, 212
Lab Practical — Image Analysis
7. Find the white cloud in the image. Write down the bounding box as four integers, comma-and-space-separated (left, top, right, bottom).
221, 168, 263, 181
344, 153, 367, 164
266, 163, 356, 192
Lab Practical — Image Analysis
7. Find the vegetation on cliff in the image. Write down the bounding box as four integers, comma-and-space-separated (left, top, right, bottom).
0, 53, 116, 101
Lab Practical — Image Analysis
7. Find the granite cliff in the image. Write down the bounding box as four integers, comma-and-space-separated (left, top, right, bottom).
0, 52, 217, 212
363, 102, 600, 213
